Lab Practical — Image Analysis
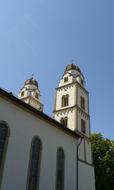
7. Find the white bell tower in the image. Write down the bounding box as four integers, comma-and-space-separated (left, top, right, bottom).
54, 64, 93, 164
53, 64, 90, 135
18, 77, 43, 111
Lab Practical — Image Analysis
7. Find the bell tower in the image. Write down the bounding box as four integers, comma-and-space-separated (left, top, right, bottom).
18, 77, 43, 111
53, 64, 90, 136
53, 64, 93, 164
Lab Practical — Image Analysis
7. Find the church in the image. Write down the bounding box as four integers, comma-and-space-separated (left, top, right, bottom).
0, 64, 95, 190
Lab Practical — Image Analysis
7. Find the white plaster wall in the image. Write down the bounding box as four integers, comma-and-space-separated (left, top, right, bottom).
79, 161, 95, 190
0, 97, 77, 190
29, 98, 42, 110
85, 140, 93, 164
78, 139, 92, 164
78, 139, 85, 161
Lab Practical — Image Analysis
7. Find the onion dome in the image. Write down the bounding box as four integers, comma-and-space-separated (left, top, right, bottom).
65, 64, 81, 73
24, 77, 38, 87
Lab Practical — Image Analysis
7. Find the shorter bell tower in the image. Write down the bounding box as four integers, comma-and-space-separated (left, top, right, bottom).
18, 77, 43, 111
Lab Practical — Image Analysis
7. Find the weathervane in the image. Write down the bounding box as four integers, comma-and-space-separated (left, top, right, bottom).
31, 74, 34, 78
72, 59, 74, 64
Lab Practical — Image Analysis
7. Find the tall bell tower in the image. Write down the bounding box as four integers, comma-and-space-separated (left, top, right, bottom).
53, 64, 90, 136
54, 64, 93, 164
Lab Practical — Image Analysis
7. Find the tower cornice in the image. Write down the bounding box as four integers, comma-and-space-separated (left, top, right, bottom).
55, 81, 89, 95
53, 104, 90, 119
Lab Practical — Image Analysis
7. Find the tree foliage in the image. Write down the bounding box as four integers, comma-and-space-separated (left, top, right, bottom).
91, 133, 114, 190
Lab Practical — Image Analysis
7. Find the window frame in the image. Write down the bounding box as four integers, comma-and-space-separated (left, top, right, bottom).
21, 91, 25, 97
27, 136, 42, 190
64, 77, 68, 83
56, 147, 65, 190
60, 117, 68, 127
80, 96, 85, 110
81, 79, 84, 85
0, 121, 10, 188
81, 119, 86, 134
35, 93, 39, 99
61, 95, 69, 107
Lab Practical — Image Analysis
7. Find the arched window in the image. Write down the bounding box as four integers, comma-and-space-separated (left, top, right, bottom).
35, 93, 39, 99
61, 95, 69, 107
0, 121, 9, 170
60, 117, 68, 127
56, 148, 65, 190
21, 91, 25, 97
61, 96, 64, 107
64, 77, 68, 83
81, 119, 86, 134
81, 79, 84, 85
60, 118, 64, 125
27, 137, 42, 190
80, 96, 85, 110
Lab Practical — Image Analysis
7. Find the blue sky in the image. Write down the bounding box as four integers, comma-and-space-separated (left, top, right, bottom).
0, 0, 113, 139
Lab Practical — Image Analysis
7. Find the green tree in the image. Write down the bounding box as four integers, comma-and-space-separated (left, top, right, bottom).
91, 133, 114, 190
